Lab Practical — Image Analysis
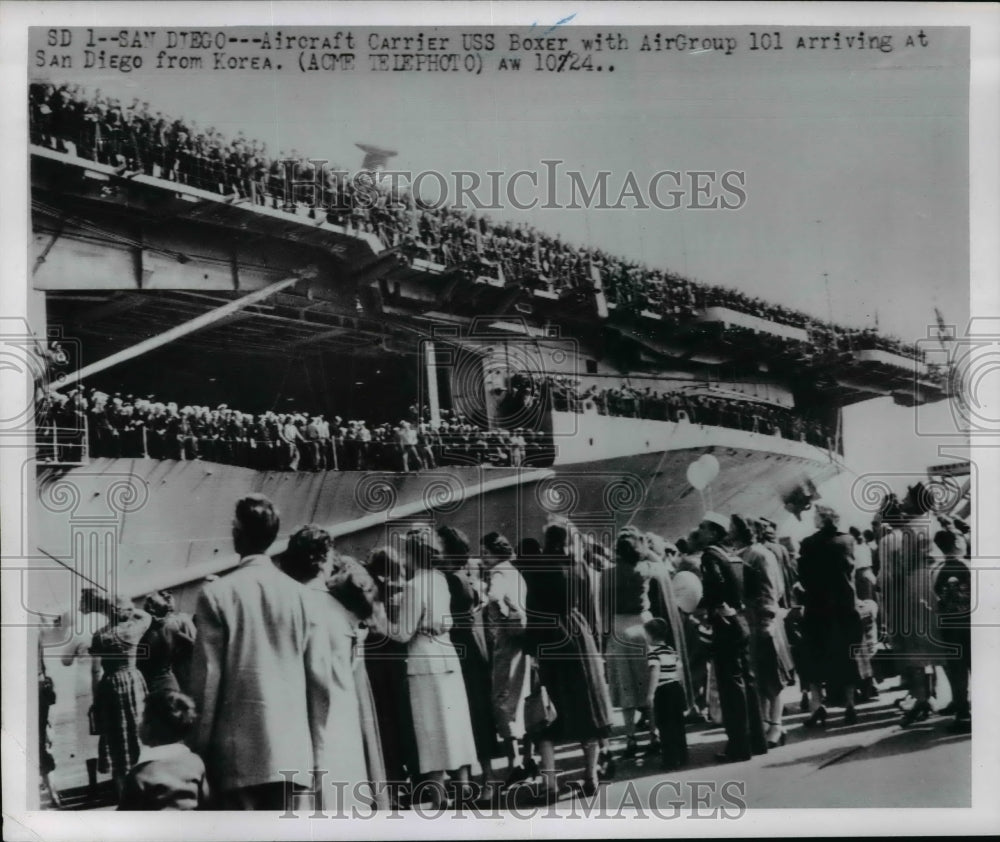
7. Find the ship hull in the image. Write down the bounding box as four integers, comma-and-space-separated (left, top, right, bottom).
32, 420, 840, 615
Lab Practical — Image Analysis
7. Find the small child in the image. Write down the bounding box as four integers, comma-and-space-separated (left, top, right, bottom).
118, 690, 210, 810
644, 618, 688, 770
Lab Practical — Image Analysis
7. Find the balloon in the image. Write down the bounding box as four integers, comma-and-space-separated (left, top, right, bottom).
697, 454, 720, 484
672, 570, 703, 614
686, 460, 708, 490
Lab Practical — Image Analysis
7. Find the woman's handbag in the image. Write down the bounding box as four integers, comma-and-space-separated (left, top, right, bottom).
524, 664, 557, 736
872, 640, 907, 682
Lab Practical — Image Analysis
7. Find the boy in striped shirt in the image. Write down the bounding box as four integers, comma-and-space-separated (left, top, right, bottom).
644, 618, 689, 770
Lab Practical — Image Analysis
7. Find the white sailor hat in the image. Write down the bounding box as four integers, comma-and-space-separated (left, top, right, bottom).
700, 511, 730, 532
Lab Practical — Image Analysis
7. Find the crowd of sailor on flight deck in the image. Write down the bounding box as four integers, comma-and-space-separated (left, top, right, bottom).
30, 81, 933, 367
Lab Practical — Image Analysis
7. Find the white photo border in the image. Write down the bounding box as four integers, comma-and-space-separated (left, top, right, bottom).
2, 2, 998, 839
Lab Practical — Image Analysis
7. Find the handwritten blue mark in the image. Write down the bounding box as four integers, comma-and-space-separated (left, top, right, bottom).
530, 13, 577, 34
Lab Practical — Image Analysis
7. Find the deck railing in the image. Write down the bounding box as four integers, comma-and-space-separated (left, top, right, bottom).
35, 418, 90, 467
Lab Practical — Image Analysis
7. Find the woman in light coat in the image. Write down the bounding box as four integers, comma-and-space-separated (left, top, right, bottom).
437, 526, 499, 795
731, 515, 794, 747
523, 521, 613, 800
280, 526, 370, 812
481, 532, 531, 780
600, 528, 654, 759
390, 529, 478, 807
326, 555, 391, 810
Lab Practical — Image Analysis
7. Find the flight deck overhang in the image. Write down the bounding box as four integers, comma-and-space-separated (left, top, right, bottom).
31, 145, 382, 271
31, 146, 952, 413
694, 306, 811, 344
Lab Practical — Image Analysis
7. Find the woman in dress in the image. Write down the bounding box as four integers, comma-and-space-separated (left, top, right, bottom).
773, 533, 811, 712
436, 526, 499, 796
481, 532, 531, 781
363, 547, 419, 791
91, 594, 153, 798
280, 526, 370, 812
853, 536, 881, 702
45, 587, 112, 795
523, 521, 612, 800
600, 528, 654, 759
730, 515, 794, 747
326, 555, 391, 810
390, 528, 479, 807
137, 591, 196, 696
879, 488, 949, 726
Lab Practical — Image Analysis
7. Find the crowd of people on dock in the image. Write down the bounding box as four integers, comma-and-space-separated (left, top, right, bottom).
29, 81, 933, 365
45, 489, 972, 810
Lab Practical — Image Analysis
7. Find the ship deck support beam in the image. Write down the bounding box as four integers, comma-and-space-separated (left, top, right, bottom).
51, 275, 303, 390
